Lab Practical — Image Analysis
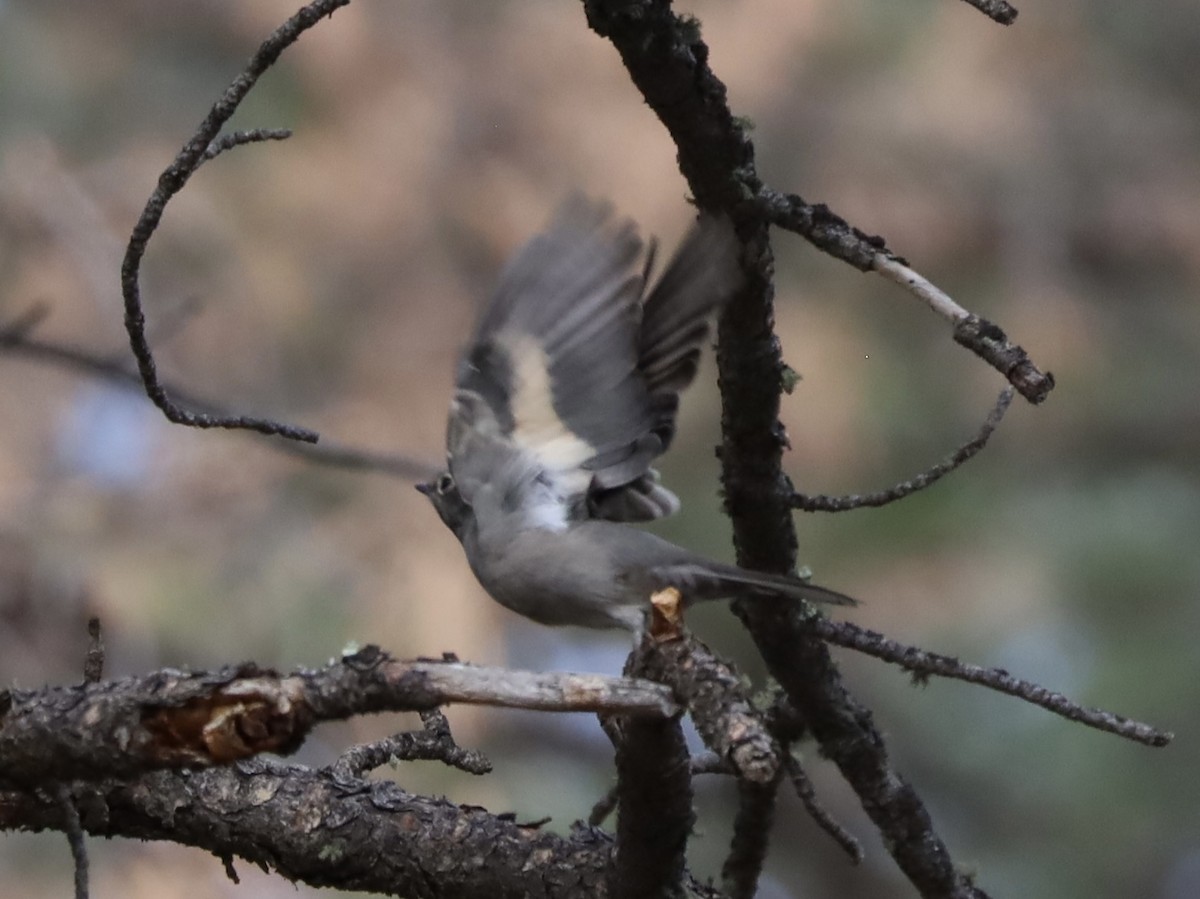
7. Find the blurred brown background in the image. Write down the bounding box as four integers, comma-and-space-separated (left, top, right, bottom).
1, 1, 1197, 897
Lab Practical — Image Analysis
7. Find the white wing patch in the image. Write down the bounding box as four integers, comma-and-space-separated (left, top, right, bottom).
502, 331, 595, 497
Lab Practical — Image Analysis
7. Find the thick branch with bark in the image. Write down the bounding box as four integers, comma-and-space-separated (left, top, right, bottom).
634, 609, 781, 784
608, 644, 694, 899
585, 3, 995, 897
0, 647, 678, 785
3, 761, 626, 899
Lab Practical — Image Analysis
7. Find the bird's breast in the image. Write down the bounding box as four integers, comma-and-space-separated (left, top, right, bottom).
464, 526, 639, 630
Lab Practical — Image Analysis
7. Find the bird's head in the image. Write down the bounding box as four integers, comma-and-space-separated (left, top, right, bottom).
415, 471, 474, 540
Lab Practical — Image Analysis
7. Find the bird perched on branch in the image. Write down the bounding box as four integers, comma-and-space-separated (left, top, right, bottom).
418, 197, 854, 636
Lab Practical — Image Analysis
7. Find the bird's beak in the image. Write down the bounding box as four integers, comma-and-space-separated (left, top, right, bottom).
414, 482, 433, 496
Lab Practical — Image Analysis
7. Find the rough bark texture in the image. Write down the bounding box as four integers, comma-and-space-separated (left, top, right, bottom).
3, 761, 617, 898
0, 648, 677, 785
610, 715, 693, 899
585, 2, 988, 896
634, 632, 780, 784
722, 777, 780, 899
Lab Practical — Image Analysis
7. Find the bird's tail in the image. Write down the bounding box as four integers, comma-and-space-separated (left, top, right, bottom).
659, 562, 858, 608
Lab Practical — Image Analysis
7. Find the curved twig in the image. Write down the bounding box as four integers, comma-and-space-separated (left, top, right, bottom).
56, 784, 89, 899
331, 709, 491, 782
792, 388, 1014, 512
119, 0, 354, 442
783, 754, 863, 864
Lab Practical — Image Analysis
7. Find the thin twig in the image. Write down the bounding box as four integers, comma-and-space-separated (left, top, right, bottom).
331, 709, 491, 783
57, 616, 103, 899
120, 0, 353, 442
220, 853, 240, 884
873, 254, 1054, 403
951, 314, 1055, 404
761, 695, 861, 862
588, 784, 619, 828
56, 784, 89, 899
82, 618, 104, 685
793, 388, 1014, 512
756, 188, 882, 270
0, 309, 436, 481
759, 187, 1054, 404
872, 252, 973, 324
808, 618, 1173, 747
203, 128, 292, 161
784, 754, 862, 864
417, 708, 491, 766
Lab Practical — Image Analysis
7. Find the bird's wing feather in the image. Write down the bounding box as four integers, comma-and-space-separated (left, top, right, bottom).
448, 196, 741, 524
637, 214, 743, 451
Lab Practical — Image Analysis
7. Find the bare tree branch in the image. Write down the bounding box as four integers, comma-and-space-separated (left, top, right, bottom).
808, 618, 1173, 747
634, 600, 781, 784
0, 647, 679, 785
949, 314, 1055, 404
4, 761, 629, 899
792, 388, 1014, 512
874, 254, 1054, 402
760, 190, 1054, 404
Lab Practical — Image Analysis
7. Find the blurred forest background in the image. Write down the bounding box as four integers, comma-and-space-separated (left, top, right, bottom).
1, 1, 1197, 897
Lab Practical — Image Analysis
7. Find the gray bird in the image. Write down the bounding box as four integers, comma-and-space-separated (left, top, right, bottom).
418, 197, 854, 636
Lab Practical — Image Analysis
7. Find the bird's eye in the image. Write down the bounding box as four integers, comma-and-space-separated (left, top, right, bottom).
436, 473, 455, 495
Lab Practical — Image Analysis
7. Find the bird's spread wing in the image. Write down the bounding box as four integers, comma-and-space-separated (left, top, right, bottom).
447, 196, 742, 525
